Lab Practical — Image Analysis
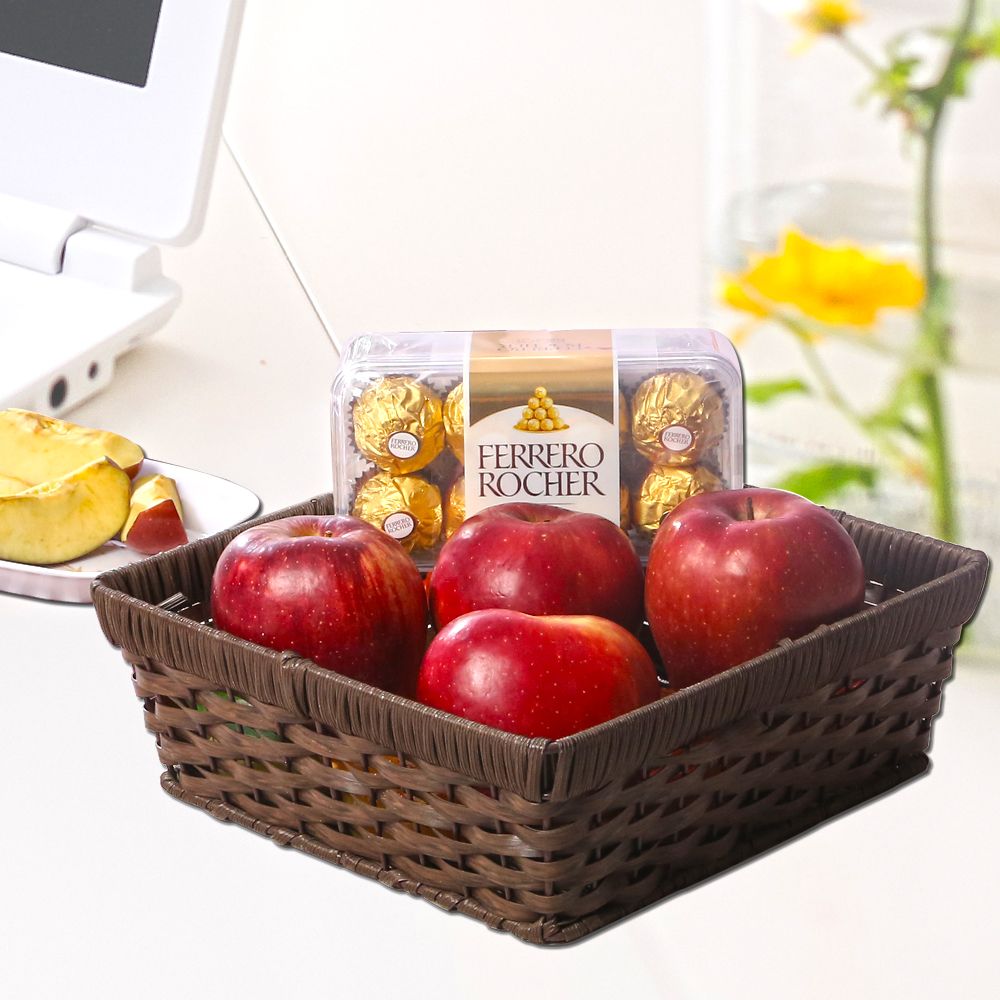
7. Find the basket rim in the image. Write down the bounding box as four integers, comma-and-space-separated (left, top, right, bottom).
92, 493, 990, 802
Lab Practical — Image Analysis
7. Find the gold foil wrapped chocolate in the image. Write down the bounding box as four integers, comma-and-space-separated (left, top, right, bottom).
443, 382, 465, 461
352, 472, 442, 551
353, 376, 445, 474
444, 475, 466, 540
631, 371, 724, 466
632, 465, 722, 537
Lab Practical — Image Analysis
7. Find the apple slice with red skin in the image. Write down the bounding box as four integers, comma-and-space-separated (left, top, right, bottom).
428, 502, 645, 633
645, 487, 866, 689
417, 608, 661, 739
211, 515, 428, 696
120, 474, 188, 554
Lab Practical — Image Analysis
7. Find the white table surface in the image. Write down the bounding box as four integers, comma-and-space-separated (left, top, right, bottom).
3, 130, 999, 1000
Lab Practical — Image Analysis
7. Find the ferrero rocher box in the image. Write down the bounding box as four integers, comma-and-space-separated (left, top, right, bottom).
331, 330, 745, 567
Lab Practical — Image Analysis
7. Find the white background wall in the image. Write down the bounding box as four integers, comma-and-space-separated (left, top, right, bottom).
223, 0, 708, 350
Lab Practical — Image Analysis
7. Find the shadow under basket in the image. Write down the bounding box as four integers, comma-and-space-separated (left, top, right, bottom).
92, 495, 990, 945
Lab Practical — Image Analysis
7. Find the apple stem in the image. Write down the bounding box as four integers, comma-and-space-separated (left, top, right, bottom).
746, 496, 754, 521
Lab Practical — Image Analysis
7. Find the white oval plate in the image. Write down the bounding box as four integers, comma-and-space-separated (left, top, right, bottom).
0, 459, 261, 603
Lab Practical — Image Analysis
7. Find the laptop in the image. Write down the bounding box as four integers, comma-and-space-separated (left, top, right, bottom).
0, 0, 244, 415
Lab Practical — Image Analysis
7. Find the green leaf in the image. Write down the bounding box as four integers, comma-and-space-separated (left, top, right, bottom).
862, 54, 923, 117
228, 723, 282, 742
774, 461, 879, 504
863, 372, 921, 433
745, 378, 811, 406
988, 24, 1000, 58
964, 23, 1000, 60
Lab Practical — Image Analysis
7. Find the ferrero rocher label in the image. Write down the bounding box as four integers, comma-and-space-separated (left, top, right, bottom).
464, 331, 620, 524
631, 371, 724, 466
352, 472, 442, 551
353, 375, 445, 474
443, 382, 464, 461
444, 475, 466, 539
633, 465, 722, 536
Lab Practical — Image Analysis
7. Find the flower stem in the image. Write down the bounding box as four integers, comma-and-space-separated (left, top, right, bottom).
837, 33, 884, 79
915, 112, 956, 536
784, 318, 924, 480
787, 318, 985, 380
915, 126, 955, 535
910, 0, 978, 540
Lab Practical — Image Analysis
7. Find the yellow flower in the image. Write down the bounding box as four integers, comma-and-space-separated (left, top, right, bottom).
792, 1, 863, 39
720, 229, 925, 327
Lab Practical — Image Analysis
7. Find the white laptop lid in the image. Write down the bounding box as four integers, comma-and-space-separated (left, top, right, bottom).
0, 0, 244, 244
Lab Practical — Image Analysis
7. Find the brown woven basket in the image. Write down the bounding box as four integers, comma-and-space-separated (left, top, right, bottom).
92, 494, 989, 945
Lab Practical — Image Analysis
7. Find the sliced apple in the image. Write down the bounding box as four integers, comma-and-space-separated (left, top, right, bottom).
0, 408, 145, 482
0, 472, 31, 496
0, 457, 131, 565
121, 474, 188, 554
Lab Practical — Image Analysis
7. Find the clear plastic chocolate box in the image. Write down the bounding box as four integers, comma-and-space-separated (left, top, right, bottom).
331, 329, 744, 567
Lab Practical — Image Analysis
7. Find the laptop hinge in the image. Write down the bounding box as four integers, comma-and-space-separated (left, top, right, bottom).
0, 192, 86, 274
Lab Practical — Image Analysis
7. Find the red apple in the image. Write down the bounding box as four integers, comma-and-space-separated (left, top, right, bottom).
645, 487, 866, 688
417, 609, 661, 739
428, 502, 644, 632
211, 515, 428, 695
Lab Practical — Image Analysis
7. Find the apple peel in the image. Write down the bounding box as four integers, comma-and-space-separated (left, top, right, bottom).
121, 474, 188, 555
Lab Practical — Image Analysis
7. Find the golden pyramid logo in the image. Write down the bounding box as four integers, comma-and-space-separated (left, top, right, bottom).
514, 386, 569, 432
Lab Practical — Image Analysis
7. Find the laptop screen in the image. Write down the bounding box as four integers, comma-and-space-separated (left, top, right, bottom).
0, 0, 163, 88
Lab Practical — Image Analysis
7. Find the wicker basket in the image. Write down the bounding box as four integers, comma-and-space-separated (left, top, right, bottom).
92, 494, 989, 945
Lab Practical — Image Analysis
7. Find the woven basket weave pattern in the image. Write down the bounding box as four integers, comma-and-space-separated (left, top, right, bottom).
93, 495, 988, 944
